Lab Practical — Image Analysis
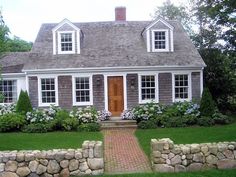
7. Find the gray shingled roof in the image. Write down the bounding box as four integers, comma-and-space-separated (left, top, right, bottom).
0, 20, 205, 73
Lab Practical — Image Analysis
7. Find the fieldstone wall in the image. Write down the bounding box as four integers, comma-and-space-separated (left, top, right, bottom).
0, 141, 103, 177
151, 138, 236, 173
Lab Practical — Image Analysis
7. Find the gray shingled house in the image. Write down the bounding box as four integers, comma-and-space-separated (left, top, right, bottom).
0, 7, 205, 116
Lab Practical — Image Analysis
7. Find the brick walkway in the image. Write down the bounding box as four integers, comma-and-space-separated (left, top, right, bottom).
102, 128, 152, 174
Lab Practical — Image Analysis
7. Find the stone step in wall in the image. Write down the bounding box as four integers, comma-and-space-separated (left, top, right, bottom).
0, 141, 103, 177
151, 138, 236, 173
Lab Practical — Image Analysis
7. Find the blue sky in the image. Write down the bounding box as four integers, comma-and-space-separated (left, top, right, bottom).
0, 0, 186, 42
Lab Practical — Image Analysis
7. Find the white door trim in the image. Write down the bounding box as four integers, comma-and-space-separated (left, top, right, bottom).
104, 73, 127, 112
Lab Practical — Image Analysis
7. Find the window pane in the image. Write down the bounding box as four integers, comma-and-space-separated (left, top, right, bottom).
141, 75, 155, 101
0, 80, 17, 103
75, 77, 90, 103
41, 78, 56, 103
154, 31, 166, 50
174, 74, 188, 100
61, 33, 73, 51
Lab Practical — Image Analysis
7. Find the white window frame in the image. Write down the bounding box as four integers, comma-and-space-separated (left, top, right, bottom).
72, 75, 93, 106
57, 31, 75, 54
172, 72, 192, 102
38, 76, 59, 107
152, 29, 169, 52
138, 73, 159, 104
0, 79, 18, 104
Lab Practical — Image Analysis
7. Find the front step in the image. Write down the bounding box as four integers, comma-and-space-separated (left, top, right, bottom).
100, 119, 137, 129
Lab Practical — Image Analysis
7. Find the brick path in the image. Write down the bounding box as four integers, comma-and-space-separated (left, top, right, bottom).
102, 128, 152, 174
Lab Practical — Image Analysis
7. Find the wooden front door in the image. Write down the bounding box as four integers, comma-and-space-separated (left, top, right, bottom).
108, 76, 124, 116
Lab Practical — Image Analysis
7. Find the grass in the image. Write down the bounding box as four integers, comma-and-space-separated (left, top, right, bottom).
96, 169, 236, 177
135, 122, 236, 157
0, 131, 103, 150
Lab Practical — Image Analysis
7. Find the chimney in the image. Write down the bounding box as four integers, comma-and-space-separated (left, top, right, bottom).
115, 7, 126, 21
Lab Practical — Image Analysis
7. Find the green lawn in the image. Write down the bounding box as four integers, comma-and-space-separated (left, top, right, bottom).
0, 131, 103, 150
135, 122, 236, 157
96, 169, 236, 177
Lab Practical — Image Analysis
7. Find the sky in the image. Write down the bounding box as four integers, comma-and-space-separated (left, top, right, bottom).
0, 0, 187, 42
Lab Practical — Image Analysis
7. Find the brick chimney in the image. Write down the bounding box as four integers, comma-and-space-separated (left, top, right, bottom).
115, 7, 126, 21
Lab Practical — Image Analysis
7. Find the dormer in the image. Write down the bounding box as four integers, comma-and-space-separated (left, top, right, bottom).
143, 18, 174, 52
52, 19, 81, 55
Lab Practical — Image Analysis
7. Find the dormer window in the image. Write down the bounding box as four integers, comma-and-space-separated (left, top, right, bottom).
58, 31, 75, 54
152, 29, 169, 52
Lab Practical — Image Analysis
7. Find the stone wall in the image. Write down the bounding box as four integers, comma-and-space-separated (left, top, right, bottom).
0, 141, 103, 177
151, 138, 236, 173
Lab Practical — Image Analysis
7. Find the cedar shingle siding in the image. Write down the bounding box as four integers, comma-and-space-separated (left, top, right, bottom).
127, 74, 139, 109
28, 76, 38, 108
158, 73, 172, 104
192, 72, 201, 100
58, 76, 73, 109
93, 75, 105, 111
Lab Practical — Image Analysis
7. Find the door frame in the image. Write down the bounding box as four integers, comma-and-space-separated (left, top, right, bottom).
104, 73, 127, 112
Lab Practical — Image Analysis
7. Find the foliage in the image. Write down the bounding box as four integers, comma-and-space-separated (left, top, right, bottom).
61, 117, 78, 131
200, 49, 236, 112
26, 109, 54, 123
7, 36, 32, 52
52, 109, 70, 130
0, 113, 26, 132
16, 90, 32, 114
0, 103, 16, 115
77, 123, 100, 132
21, 123, 52, 133
200, 87, 217, 117
197, 116, 214, 127
97, 109, 112, 121
212, 112, 232, 125
133, 102, 163, 123
121, 109, 135, 120
137, 120, 158, 129
70, 106, 98, 124
0, 19, 10, 55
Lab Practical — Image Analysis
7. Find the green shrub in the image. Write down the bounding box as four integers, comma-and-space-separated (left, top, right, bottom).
77, 123, 100, 132
70, 106, 98, 124
137, 120, 158, 129
212, 112, 232, 124
160, 115, 187, 128
62, 117, 78, 131
197, 116, 214, 126
22, 123, 53, 133
200, 88, 217, 117
0, 113, 26, 132
16, 90, 32, 114
52, 109, 70, 130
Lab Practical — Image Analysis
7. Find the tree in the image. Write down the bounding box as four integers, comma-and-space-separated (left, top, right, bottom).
16, 90, 33, 114
152, 0, 193, 34
7, 36, 32, 52
200, 87, 216, 117
0, 10, 10, 55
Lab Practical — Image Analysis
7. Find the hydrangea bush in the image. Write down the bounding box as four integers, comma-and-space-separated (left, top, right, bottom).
69, 106, 98, 124
121, 109, 135, 120
97, 110, 112, 121
0, 103, 16, 116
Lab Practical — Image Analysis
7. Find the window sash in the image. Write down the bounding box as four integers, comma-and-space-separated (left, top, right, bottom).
75, 77, 91, 103
174, 74, 189, 100
141, 75, 156, 101
60, 33, 73, 51
154, 31, 166, 49
0, 80, 17, 103
41, 78, 56, 104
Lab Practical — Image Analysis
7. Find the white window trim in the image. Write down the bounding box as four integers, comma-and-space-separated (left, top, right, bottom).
38, 76, 59, 107
138, 73, 159, 104
57, 31, 75, 54
72, 75, 93, 106
0, 79, 18, 104
172, 72, 192, 102
152, 29, 169, 52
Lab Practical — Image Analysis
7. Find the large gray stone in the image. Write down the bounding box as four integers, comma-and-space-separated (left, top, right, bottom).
16, 153, 24, 162
187, 163, 203, 171
29, 160, 39, 172
201, 146, 209, 155
218, 144, 228, 152
91, 169, 104, 175
79, 162, 89, 172
5, 161, 18, 172
217, 159, 236, 169
16, 167, 30, 177
87, 158, 104, 170
60, 160, 69, 168
209, 145, 218, 155
74, 151, 82, 159
94, 143, 103, 158
153, 164, 174, 172
39, 159, 48, 166
152, 151, 161, 158
217, 152, 225, 160
190, 144, 200, 153
68, 159, 79, 171
88, 148, 94, 158
36, 164, 47, 175
153, 158, 165, 164
27, 173, 39, 177
175, 164, 186, 172
206, 155, 218, 165
47, 160, 60, 174
69, 169, 81, 176
25, 153, 34, 161
0, 163, 5, 172
181, 146, 190, 155
65, 150, 74, 160
193, 152, 204, 163
171, 155, 181, 165
54, 152, 65, 162
0, 172, 18, 177
223, 150, 234, 159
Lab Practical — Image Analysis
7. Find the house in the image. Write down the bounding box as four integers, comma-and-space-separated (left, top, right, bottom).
0, 7, 205, 116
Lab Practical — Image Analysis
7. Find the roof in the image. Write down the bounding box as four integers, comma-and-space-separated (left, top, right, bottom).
0, 20, 205, 73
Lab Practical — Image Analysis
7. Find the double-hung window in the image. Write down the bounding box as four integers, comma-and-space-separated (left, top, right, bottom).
39, 77, 58, 106
152, 29, 169, 52
0, 80, 17, 103
139, 75, 157, 103
58, 31, 75, 54
73, 76, 93, 106
174, 74, 190, 101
